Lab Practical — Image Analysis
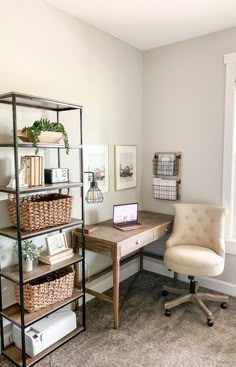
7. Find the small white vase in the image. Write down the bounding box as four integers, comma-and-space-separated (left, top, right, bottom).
23, 260, 33, 272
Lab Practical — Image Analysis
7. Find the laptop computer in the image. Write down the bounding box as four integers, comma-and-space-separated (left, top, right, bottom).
113, 203, 148, 231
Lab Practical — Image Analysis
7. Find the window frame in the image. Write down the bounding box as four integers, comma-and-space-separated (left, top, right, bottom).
223, 53, 236, 255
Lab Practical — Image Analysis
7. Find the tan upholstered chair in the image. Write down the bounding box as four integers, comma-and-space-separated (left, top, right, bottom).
162, 203, 229, 327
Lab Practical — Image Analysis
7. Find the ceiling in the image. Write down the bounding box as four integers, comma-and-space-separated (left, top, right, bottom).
47, 0, 236, 51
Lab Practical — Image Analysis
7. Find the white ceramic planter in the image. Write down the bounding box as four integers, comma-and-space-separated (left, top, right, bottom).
17, 130, 64, 143
23, 260, 33, 272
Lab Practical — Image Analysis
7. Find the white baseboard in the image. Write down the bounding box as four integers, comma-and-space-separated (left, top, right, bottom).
143, 257, 236, 297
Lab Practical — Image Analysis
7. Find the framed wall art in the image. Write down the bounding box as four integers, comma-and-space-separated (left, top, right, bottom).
83, 145, 109, 193
114, 145, 137, 191
46, 233, 68, 255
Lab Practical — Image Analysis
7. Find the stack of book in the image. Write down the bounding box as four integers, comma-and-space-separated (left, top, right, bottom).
21, 155, 43, 186
39, 248, 74, 265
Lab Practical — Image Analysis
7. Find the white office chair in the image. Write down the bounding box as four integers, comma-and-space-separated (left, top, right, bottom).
162, 203, 229, 326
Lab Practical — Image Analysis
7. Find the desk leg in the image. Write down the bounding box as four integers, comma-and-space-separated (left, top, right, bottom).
113, 258, 120, 329
140, 248, 143, 272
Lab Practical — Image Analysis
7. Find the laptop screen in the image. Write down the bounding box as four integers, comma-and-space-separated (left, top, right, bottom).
113, 203, 138, 225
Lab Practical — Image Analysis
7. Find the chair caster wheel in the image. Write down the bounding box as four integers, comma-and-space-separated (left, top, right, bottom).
207, 319, 214, 327
162, 290, 168, 297
221, 303, 227, 309
165, 309, 171, 317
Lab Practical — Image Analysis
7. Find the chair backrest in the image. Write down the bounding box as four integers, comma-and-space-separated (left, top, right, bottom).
166, 203, 226, 257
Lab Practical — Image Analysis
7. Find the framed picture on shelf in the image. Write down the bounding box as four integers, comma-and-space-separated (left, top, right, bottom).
114, 145, 137, 191
46, 233, 68, 255
83, 145, 109, 193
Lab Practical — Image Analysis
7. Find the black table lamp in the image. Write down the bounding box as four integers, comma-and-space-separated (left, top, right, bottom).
84, 171, 104, 204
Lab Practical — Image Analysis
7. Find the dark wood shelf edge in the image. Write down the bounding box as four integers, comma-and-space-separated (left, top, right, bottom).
0, 91, 83, 110
0, 143, 83, 149
2, 323, 84, 367
0, 181, 83, 194
0, 218, 83, 240
1, 289, 84, 327
0, 254, 83, 284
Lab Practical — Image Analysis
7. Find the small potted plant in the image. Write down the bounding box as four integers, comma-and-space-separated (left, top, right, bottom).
18, 118, 70, 154
14, 240, 43, 272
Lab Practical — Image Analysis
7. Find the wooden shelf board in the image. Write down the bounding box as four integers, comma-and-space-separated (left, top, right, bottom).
0, 218, 83, 240
0, 181, 83, 194
0, 253, 83, 284
1, 288, 83, 327
2, 323, 84, 367
0, 91, 82, 111
0, 142, 83, 149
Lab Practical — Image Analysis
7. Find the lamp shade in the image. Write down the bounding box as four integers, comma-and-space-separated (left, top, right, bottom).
84, 171, 104, 204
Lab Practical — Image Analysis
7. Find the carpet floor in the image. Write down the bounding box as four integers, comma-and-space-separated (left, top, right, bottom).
1, 271, 236, 367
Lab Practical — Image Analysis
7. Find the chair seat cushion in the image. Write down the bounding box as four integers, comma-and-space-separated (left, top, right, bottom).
164, 245, 224, 277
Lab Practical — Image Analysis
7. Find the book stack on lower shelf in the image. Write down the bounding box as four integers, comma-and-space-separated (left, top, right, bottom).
39, 248, 74, 265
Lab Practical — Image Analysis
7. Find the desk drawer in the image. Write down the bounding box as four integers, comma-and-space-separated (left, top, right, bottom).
153, 223, 171, 241
121, 231, 154, 257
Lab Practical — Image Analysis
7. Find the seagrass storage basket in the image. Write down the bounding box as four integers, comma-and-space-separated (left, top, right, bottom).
15, 267, 75, 313
8, 193, 73, 231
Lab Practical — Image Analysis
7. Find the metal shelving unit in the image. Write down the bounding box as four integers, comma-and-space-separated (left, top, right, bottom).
0, 92, 86, 367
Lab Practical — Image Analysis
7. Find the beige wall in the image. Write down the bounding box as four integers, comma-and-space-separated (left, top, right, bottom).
143, 28, 236, 285
0, 0, 235, 314
0, 0, 143, 308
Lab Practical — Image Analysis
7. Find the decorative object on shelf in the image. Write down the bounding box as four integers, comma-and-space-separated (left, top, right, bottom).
7, 167, 28, 189
13, 240, 42, 273
21, 118, 70, 154
84, 171, 103, 203
39, 247, 74, 265
21, 155, 43, 186
17, 130, 63, 144
15, 267, 75, 312
114, 145, 137, 191
46, 232, 68, 255
8, 192, 73, 231
152, 152, 182, 201
83, 145, 109, 193
44, 168, 69, 184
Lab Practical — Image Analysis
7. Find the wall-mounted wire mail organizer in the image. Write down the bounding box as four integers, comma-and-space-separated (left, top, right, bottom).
152, 152, 182, 201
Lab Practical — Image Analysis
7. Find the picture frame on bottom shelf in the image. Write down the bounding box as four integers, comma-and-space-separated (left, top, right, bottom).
114, 145, 137, 191
46, 232, 68, 255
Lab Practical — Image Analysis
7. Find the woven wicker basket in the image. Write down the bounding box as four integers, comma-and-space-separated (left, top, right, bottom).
15, 267, 75, 313
8, 193, 73, 231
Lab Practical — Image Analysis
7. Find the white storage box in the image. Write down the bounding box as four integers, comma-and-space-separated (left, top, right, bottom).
13, 310, 77, 357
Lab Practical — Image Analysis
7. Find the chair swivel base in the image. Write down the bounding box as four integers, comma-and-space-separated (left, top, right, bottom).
162, 282, 229, 327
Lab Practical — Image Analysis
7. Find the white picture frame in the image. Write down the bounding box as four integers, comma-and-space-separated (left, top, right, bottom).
46, 233, 68, 255
83, 145, 109, 193
114, 145, 137, 191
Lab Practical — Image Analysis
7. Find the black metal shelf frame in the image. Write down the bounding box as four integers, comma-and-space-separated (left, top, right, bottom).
0, 92, 86, 367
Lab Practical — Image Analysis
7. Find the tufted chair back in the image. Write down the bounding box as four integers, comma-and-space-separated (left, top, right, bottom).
166, 203, 226, 257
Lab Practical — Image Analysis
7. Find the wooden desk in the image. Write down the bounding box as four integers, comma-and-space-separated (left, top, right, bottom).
74, 211, 173, 329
